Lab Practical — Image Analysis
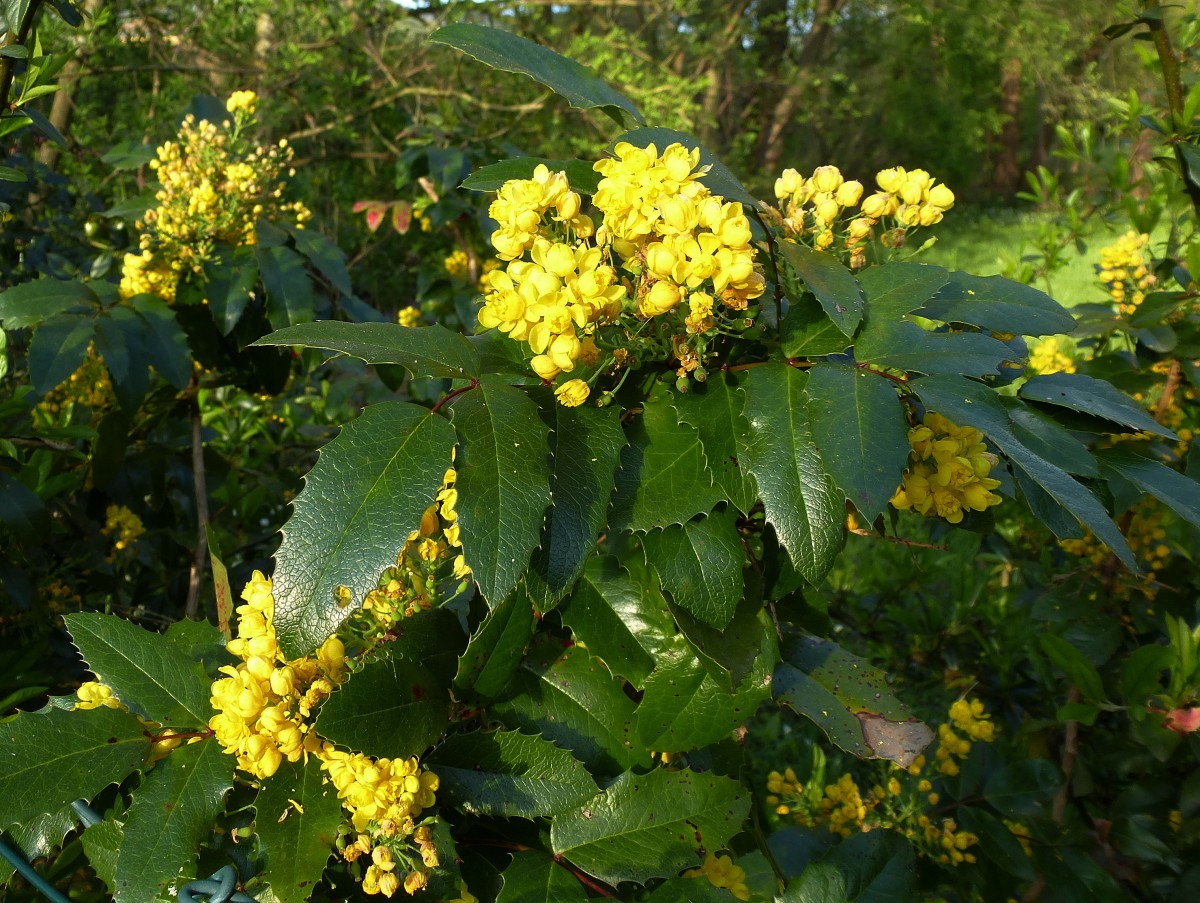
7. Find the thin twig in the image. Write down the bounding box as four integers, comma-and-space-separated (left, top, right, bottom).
184, 392, 209, 621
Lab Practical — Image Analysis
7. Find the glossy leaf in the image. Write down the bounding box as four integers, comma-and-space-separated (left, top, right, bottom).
428, 730, 599, 818
856, 319, 1013, 376
609, 390, 723, 531
255, 757, 343, 903
253, 321, 481, 380
635, 636, 771, 753
273, 402, 457, 657
673, 372, 757, 514
983, 760, 1063, 819
200, 246, 258, 334
127, 294, 191, 389
113, 739, 233, 903
463, 158, 601, 195
1096, 448, 1200, 530
64, 612, 213, 728
805, 363, 908, 522
28, 312, 94, 396
286, 223, 354, 297
0, 277, 97, 329
550, 768, 749, 885
0, 804, 79, 887
558, 556, 674, 688
386, 606, 467, 687
780, 298, 853, 357
94, 306, 151, 410
315, 656, 449, 760
491, 643, 646, 774
525, 399, 625, 612
785, 832, 915, 902
80, 820, 123, 894
496, 851, 587, 903
431, 23, 644, 127
669, 589, 769, 689
454, 582, 538, 698
743, 364, 843, 583
0, 706, 149, 828
452, 377, 552, 604
641, 509, 743, 629
920, 272, 1075, 336
857, 262, 950, 320
1020, 373, 1176, 439
777, 242, 865, 336
258, 245, 315, 329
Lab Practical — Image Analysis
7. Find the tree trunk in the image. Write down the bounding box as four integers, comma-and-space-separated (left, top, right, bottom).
991, 54, 1023, 196
34, 0, 106, 172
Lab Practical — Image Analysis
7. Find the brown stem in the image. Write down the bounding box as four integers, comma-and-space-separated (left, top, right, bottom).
0, 0, 45, 112
430, 380, 478, 415
1153, 359, 1182, 424
184, 393, 209, 621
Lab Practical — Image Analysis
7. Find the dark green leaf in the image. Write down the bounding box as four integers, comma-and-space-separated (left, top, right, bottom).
199, 246, 258, 335
607, 128, 756, 206
743, 364, 843, 583
22, 105, 67, 148
609, 390, 724, 532
1121, 644, 1174, 703
1096, 447, 1200, 529
273, 402, 457, 657
780, 298, 853, 357
777, 242, 865, 336
462, 158, 601, 195
786, 832, 915, 903
0, 706, 149, 829
64, 612, 213, 728
80, 819, 123, 894
452, 377, 552, 604
1040, 635, 1107, 703
1012, 465, 1084, 540
805, 363, 908, 522
0, 804, 80, 887
920, 272, 1075, 336
857, 262, 949, 321
492, 644, 646, 774
1020, 373, 1176, 439
27, 312, 94, 395
428, 730, 599, 818
254, 321, 481, 380
430, 24, 644, 128
114, 739, 234, 903
285, 223, 354, 297
127, 294, 191, 388
258, 245, 314, 329
0, 471, 50, 539
558, 556, 674, 688
454, 582, 538, 698
550, 768, 749, 885
386, 607, 467, 687
101, 140, 157, 170
1004, 400, 1097, 477
957, 808, 1034, 880
496, 851, 587, 903
94, 306, 150, 410
642, 510, 743, 629
983, 760, 1062, 819
669, 589, 770, 689
525, 399, 625, 612
673, 372, 757, 514
255, 757, 343, 903
315, 656, 448, 760
0, 163, 26, 180
856, 320, 1013, 376
635, 636, 771, 753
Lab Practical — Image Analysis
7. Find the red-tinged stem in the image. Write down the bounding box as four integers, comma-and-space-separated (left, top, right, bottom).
430, 379, 479, 415
552, 855, 617, 898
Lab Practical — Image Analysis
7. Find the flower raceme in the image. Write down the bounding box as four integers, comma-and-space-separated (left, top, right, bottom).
891, 412, 1002, 524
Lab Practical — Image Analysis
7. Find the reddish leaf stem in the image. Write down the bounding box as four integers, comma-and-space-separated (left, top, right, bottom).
430, 379, 479, 415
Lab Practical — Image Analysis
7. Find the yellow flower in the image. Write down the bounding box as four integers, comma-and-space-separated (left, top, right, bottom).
226, 90, 258, 116
554, 378, 590, 407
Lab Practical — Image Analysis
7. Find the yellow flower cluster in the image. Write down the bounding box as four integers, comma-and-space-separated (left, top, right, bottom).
1098, 231, 1156, 317
120, 91, 311, 304
102, 504, 145, 553
321, 748, 439, 834
1005, 819, 1033, 856
934, 698, 995, 776
397, 307, 422, 328
341, 816, 441, 897
684, 852, 750, 901
1026, 335, 1076, 375
1060, 499, 1173, 602
773, 165, 954, 267
891, 412, 1003, 524
443, 249, 470, 280
480, 144, 765, 402
208, 570, 346, 778
33, 344, 112, 421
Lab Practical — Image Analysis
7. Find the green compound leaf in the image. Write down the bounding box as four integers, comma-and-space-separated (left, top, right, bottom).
550, 768, 749, 885
635, 635, 771, 753
776, 242, 866, 337
983, 760, 1063, 819
199, 245, 258, 335
273, 401, 457, 658
805, 362, 909, 523
911, 375, 1136, 571
641, 509, 743, 630
255, 757, 343, 903
64, 612, 213, 728
492, 643, 648, 775
95, 306, 155, 411
431, 23, 644, 128
1019, 372, 1177, 439
855, 320, 1014, 376
670, 591, 772, 690
673, 372, 757, 514
454, 581, 538, 699
857, 262, 950, 320
784, 832, 915, 903
316, 655, 449, 760
525, 398, 626, 613
1095, 447, 1200, 530
781, 297, 853, 357
609, 389, 724, 532
127, 295, 191, 389
428, 730, 600, 818
28, 311, 94, 396
919, 272, 1076, 336
496, 851, 587, 903
0, 804, 80, 887
742, 363, 843, 584
114, 739, 233, 903
452, 377, 552, 604
0, 470, 50, 540
0, 276, 98, 329
253, 320, 481, 381
258, 244, 315, 329
774, 636, 932, 767
608, 127, 757, 206
0, 706, 149, 829
463, 158, 601, 195
80, 819, 124, 895
285, 222, 354, 298
558, 556, 674, 689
